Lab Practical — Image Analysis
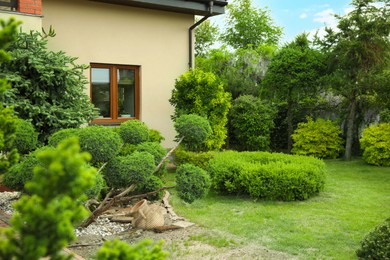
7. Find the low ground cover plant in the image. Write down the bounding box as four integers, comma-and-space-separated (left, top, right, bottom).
360, 123, 390, 166
208, 150, 325, 201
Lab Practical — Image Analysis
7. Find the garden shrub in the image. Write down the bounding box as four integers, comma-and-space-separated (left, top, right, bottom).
84, 172, 105, 199
96, 239, 167, 260
149, 129, 165, 143
356, 218, 390, 259
176, 163, 211, 203
119, 143, 137, 156
174, 146, 215, 170
48, 128, 80, 147
136, 142, 166, 166
228, 95, 276, 151
291, 117, 344, 159
135, 175, 164, 200
169, 68, 231, 151
360, 123, 390, 166
78, 125, 123, 165
208, 151, 325, 201
3, 147, 53, 191
13, 119, 39, 155
103, 152, 155, 189
119, 120, 149, 145
174, 114, 212, 151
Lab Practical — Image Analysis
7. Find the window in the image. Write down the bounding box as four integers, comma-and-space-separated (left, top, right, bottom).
90, 63, 140, 123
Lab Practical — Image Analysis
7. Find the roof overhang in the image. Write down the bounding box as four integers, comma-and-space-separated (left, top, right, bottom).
89, 0, 227, 16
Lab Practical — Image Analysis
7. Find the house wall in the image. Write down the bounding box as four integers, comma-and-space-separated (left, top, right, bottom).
41, 0, 194, 147
0, 12, 42, 32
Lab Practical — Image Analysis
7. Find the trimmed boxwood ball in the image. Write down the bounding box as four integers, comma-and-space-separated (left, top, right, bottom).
360, 123, 390, 166
13, 119, 39, 155
356, 218, 390, 259
3, 147, 54, 191
136, 142, 166, 166
174, 114, 212, 151
119, 120, 149, 145
78, 126, 123, 165
84, 172, 105, 199
176, 163, 211, 203
135, 175, 164, 200
103, 152, 155, 189
48, 128, 80, 147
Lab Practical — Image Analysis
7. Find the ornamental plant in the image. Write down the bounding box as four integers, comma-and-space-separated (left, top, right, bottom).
228, 95, 277, 151
291, 117, 344, 159
360, 123, 390, 166
170, 68, 231, 151
13, 119, 39, 155
356, 218, 390, 259
174, 114, 212, 151
0, 29, 98, 143
119, 120, 149, 145
0, 138, 96, 260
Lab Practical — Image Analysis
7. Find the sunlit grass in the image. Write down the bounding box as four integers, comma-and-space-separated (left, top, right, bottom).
169, 159, 390, 259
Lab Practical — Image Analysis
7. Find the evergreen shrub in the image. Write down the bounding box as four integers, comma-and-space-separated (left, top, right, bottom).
13, 119, 39, 155
291, 118, 344, 159
176, 163, 211, 203
136, 142, 166, 166
84, 172, 105, 199
48, 128, 80, 147
356, 218, 390, 259
103, 152, 155, 189
228, 95, 276, 151
208, 151, 325, 201
360, 123, 390, 166
174, 114, 212, 151
174, 146, 215, 170
149, 129, 165, 143
135, 175, 164, 200
119, 120, 149, 145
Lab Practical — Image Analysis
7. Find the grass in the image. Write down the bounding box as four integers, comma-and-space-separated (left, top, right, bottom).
168, 159, 390, 259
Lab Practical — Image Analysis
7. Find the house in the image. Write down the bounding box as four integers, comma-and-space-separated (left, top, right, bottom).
0, 0, 227, 147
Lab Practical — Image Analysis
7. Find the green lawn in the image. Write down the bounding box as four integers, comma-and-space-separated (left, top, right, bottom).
169, 159, 390, 259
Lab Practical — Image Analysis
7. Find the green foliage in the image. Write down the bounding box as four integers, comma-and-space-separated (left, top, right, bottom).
78, 126, 122, 166
360, 123, 390, 166
173, 146, 215, 170
0, 138, 96, 259
48, 128, 80, 147
379, 109, 390, 123
13, 119, 39, 155
174, 114, 212, 151
170, 69, 231, 150
3, 147, 52, 191
195, 19, 219, 57
119, 143, 137, 156
357, 218, 390, 259
148, 128, 165, 143
136, 142, 166, 166
291, 117, 344, 159
135, 175, 164, 201
84, 172, 105, 199
119, 120, 149, 145
96, 239, 167, 260
208, 151, 325, 201
103, 152, 154, 189
0, 18, 20, 174
175, 163, 211, 204
0, 30, 98, 143
228, 95, 277, 151
221, 0, 282, 49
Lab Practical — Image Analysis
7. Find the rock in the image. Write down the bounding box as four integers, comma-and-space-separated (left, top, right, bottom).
173, 221, 195, 228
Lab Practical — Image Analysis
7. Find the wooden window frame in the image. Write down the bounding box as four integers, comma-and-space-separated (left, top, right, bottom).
90, 63, 140, 124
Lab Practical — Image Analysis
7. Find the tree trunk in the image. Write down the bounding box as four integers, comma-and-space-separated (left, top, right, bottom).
287, 100, 294, 153
345, 98, 357, 160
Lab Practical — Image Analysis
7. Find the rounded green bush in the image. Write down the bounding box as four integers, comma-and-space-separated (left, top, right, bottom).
84, 172, 105, 199
360, 123, 390, 166
135, 175, 164, 200
208, 151, 325, 201
13, 119, 39, 155
3, 147, 54, 191
119, 120, 149, 145
78, 126, 122, 165
176, 163, 211, 203
291, 117, 344, 159
103, 152, 155, 189
356, 218, 390, 259
228, 95, 277, 151
174, 114, 212, 151
148, 129, 165, 143
48, 128, 80, 147
136, 142, 166, 166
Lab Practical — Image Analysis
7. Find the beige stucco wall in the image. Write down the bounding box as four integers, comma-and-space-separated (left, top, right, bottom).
41, 0, 194, 147
0, 11, 42, 32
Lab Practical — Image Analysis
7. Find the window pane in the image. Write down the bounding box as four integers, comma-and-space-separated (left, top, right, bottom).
117, 69, 135, 118
91, 68, 110, 118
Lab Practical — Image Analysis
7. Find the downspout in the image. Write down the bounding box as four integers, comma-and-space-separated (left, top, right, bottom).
189, 1, 214, 68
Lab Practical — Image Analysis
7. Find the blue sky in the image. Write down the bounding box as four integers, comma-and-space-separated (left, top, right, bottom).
210, 0, 354, 44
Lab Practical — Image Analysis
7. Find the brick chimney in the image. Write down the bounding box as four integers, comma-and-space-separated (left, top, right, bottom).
17, 0, 42, 15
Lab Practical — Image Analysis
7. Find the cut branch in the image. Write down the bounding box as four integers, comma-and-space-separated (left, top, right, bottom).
154, 136, 184, 173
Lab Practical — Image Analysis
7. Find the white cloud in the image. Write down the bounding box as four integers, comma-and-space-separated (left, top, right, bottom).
313, 8, 337, 26
299, 13, 308, 19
